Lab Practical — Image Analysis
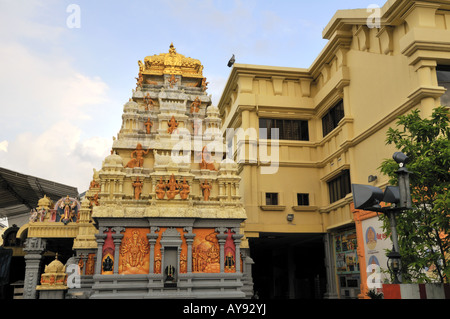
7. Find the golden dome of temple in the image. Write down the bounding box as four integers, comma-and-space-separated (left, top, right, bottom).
37, 195, 53, 209
140, 43, 204, 78
44, 254, 66, 274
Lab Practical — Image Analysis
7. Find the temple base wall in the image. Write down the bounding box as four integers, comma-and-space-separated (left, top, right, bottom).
90, 273, 245, 299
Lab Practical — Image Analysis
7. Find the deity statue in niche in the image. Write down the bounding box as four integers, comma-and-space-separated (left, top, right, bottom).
200, 180, 212, 201
102, 229, 115, 275
180, 253, 187, 273
124, 143, 150, 168
102, 255, 114, 273
154, 253, 161, 274
200, 146, 216, 170
224, 230, 236, 273
155, 177, 167, 199
165, 265, 176, 282
167, 115, 179, 134
144, 118, 153, 134
166, 174, 180, 200
120, 230, 150, 272
56, 196, 79, 225
179, 178, 190, 200
168, 74, 178, 88
85, 254, 95, 275
190, 96, 201, 113
143, 93, 155, 110
132, 177, 143, 200
78, 255, 85, 274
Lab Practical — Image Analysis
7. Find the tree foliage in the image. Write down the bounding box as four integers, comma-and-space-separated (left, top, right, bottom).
379, 106, 450, 283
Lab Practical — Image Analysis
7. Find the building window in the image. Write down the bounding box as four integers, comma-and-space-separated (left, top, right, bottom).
322, 100, 345, 137
265, 192, 279, 205
259, 118, 309, 141
437, 65, 450, 107
297, 193, 310, 206
328, 169, 351, 203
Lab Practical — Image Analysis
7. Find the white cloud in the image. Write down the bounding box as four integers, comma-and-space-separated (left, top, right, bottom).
0, 141, 8, 153
0, 0, 113, 192
0, 122, 111, 192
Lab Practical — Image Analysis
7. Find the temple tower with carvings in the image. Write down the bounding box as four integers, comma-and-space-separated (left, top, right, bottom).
83, 44, 252, 298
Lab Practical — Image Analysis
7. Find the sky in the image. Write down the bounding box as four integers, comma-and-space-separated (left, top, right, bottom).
0, 0, 386, 194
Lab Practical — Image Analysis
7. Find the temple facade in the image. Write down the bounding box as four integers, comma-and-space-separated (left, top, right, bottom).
16, 44, 252, 299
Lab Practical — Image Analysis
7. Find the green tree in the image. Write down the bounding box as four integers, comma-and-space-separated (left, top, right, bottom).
379, 106, 450, 283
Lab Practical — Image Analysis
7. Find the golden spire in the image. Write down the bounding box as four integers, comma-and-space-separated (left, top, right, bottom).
140, 43, 204, 78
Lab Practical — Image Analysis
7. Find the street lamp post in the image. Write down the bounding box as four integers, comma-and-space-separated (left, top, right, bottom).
352, 152, 412, 284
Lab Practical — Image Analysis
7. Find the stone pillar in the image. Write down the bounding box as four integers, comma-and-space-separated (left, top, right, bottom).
112, 233, 124, 274
94, 233, 106, 275
323, 233, 339, 299
217, 235, 227, 273
147, 227, 159, 274
183, 227, 195, 273
232, 233, 244, 273
23, 237, 46, 299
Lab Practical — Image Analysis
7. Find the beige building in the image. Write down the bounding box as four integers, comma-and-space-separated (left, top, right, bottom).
218, 0, 450, 299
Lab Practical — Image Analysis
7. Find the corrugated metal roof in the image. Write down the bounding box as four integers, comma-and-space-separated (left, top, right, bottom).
0, 167, 79, 218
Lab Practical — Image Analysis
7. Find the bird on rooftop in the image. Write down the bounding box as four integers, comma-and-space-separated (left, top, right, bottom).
227, 54, 235, 67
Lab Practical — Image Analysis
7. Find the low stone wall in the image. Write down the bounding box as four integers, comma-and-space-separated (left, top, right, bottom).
382, 283, 450, 299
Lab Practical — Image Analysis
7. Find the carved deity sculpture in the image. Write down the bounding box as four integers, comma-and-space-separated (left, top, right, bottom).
132, 177, 143, 200
179, 178, 190, 200
85, 254, 95, 275
168, 74, 178, 88
144, 93, 154, 110
201, 77, 209, 91
154, 253, 161, 274
120, 230, 150, 269
166, 174, 180, 200
190, 96, 201, 113
58, 196, 78, 225
135, 72, 144, 89
200, 146, 216, 170
144, 118, 153, 134
167, 115, 179, 134
200, 180, 212, 201
124, 143, 150, 168
155, 177, 166, 199
78, 255, 85, 274
180, 253, 187, 273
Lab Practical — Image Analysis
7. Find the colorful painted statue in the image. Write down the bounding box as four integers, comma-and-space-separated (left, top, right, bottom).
57, 196, 78, 225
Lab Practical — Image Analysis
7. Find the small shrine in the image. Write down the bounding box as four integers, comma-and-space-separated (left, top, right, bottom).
35, 254, 68, 299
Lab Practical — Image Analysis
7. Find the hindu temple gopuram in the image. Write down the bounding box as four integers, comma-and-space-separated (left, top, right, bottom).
17, 44, 253, 299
